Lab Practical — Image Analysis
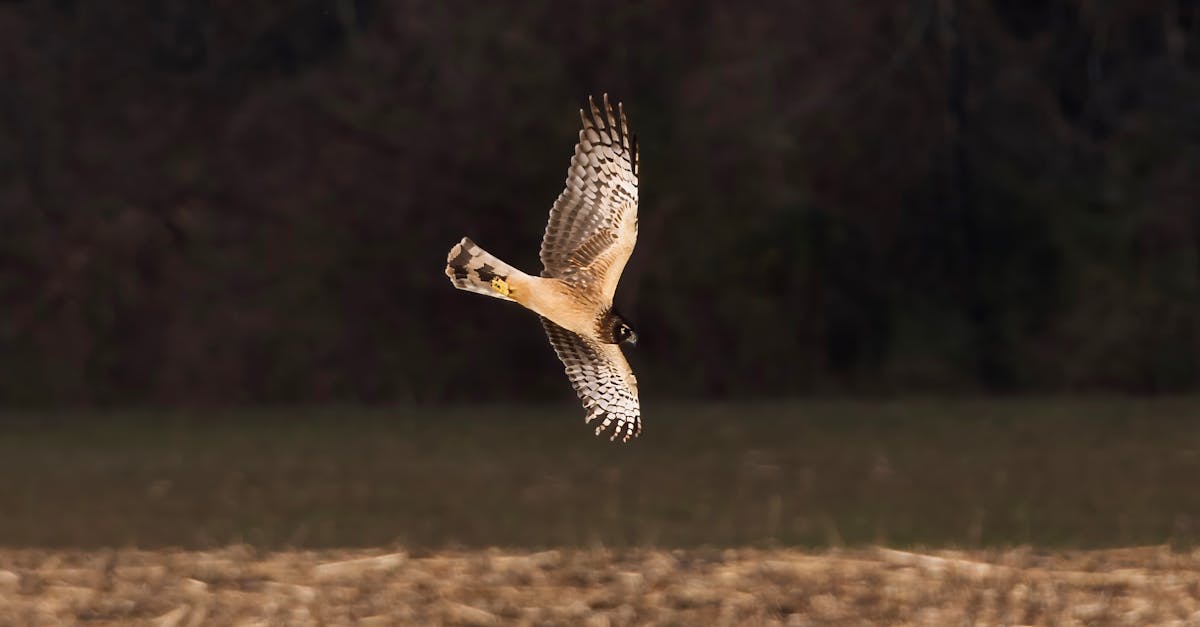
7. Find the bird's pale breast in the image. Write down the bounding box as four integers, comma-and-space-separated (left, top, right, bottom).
508, 274, 605, 339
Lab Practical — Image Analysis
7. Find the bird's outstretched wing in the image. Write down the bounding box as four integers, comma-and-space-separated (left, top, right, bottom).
540, 94, 639, 302
541, 317, 641, 442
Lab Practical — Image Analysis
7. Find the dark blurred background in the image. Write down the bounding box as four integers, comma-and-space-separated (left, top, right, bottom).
1, 0, 1197, 407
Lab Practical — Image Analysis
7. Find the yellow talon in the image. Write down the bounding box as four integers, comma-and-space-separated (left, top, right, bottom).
491, 277, 512, 297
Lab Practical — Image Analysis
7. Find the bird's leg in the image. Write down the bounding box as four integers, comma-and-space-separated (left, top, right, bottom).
490, 276, 512, 297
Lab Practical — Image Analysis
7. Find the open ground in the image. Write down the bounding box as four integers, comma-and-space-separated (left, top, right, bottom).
2, 545, 1200, 624
0, 399, 1197, 623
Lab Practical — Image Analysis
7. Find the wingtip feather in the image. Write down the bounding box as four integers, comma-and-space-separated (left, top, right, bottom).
602, 93, 618, 132
587, 95, 604, 130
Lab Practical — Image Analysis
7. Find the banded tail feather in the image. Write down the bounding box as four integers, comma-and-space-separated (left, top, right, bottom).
445, 237, 520, 301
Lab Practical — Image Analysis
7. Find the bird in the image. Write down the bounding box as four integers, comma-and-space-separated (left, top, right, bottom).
445, 94, 641, 442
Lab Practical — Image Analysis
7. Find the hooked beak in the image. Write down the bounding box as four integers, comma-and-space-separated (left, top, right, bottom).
626, 332, 638, 346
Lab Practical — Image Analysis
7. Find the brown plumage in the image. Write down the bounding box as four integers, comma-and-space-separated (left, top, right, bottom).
445, 94, 641, 442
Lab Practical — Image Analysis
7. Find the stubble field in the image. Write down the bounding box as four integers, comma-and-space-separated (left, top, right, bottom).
2, 545, 1200, 625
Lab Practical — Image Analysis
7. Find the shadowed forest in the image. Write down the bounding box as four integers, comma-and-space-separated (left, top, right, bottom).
1, 1, 1198, 406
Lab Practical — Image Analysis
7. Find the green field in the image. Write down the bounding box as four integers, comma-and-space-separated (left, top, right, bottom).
0, 399, 1197, 549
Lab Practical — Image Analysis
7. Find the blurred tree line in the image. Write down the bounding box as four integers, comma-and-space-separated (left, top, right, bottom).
0, 0, 1197, 405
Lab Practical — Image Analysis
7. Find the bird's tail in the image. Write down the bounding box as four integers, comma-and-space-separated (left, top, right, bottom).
445, 237, 521, 302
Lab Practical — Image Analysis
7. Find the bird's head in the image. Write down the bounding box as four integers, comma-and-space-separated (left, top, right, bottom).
605, 309, 638, 346
615, 321, 638, 346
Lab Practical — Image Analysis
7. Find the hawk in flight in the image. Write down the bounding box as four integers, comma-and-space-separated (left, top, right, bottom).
445, 94, 641, 442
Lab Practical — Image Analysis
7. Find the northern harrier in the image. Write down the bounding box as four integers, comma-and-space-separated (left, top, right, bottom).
445, 94, 641, 442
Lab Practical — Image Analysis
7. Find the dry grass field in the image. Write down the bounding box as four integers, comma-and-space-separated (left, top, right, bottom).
1, 545, 1199, 625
